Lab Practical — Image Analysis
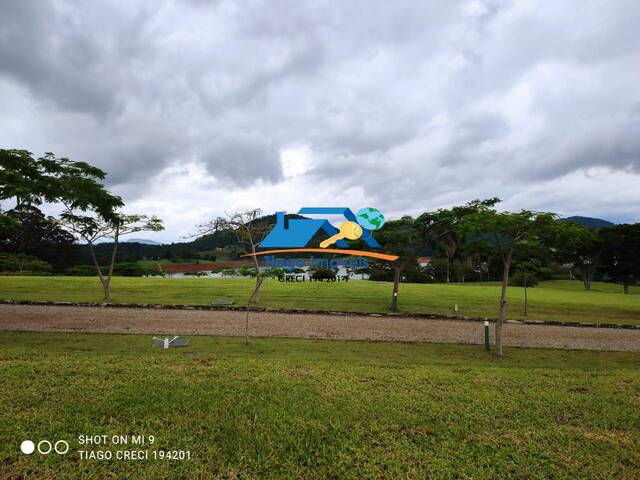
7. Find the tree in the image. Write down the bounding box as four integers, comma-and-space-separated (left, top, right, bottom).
415, 198, 500, 283
553, 221, 600, 290
510, 242, 546, 317
0, 149, 122, 224
375, 216, 424, 311
195, 209, 271, 345
60, 212, 163, 301
460, 237, 493, 282
196, 209, 270, 304
599, 224, 640, 294
460, 208, 557, 355
0, 205, 79, 271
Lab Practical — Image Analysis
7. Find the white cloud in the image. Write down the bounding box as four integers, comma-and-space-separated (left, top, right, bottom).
1, 0, 639, 240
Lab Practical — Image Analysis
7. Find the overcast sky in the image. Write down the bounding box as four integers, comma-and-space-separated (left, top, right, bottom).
1, 0, 639, 242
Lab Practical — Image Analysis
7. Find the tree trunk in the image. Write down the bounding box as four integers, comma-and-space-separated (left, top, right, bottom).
496, 249, 513, 356
101, 277, 111, 302
446, 260, 450, 283
623, 283, 629, 294
245, 276, 264, 345
391, 267, 401, 311
251, 243, 261, 303
524, 271, 528, 317
102, 227, 119, 302
87, 242, 109, 302
583, 263, 592, 290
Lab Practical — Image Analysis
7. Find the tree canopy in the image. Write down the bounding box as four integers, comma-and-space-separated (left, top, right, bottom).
0, 149, 123, 224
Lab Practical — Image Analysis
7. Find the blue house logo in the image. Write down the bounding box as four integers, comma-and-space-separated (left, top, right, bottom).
261, 207, 382, 249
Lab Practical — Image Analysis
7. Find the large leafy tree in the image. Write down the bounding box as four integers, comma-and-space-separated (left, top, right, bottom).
460, 208, 559, 355
598, 224, 640, 294
552, 221, 600, 290
0, 149, 122, 225
375, 216, 424, 311
60, 212, 164, 301
416, 198, 500, 282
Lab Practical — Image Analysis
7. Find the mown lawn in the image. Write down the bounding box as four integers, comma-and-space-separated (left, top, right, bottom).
0, 333, 639, 479
0, 276, 638, 325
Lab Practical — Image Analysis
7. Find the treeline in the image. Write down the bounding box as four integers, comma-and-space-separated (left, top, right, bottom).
364, 200, 640, 295
367, 222, 640, 290
1, 197, 639, 295
0, 204, 209, 271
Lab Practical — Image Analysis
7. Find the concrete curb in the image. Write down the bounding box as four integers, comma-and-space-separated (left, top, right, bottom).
1, 299, 639, 330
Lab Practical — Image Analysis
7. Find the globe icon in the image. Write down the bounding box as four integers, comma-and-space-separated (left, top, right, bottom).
356, 207, 385, 231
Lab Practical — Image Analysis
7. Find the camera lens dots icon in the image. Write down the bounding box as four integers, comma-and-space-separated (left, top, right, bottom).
21, 440, 35, 455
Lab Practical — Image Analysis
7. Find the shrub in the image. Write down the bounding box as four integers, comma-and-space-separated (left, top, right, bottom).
0, 270, 53, 276
0, 254, 53, 274
238, 266, 257, 277
262, 268, 285, 279
509, 272, 539, 287
65, 265, 97, 276
311, 268, 336, 280
183, 271, 209, 277
66, 262, 163, 277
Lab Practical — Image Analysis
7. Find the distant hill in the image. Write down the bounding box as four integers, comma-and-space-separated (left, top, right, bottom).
123, 238, 162, 245
562, 216, 615, 229
84, 213, 306, 264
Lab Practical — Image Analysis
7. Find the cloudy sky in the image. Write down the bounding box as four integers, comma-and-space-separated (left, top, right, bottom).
1, 0, 639, 242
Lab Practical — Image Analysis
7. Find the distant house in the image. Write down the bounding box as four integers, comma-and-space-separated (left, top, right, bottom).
261, 212, 344, 248
417, 257, 431, 267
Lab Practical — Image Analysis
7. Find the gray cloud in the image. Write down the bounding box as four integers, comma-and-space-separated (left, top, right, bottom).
1, 0, 639, 235
200, 133, 282, 185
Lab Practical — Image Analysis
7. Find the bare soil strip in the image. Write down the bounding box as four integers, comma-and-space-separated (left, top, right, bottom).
1, 304, 639, 352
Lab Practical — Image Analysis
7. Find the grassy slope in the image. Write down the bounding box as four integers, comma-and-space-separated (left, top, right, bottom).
1, 333, 638, 479
0, 276, 638, 325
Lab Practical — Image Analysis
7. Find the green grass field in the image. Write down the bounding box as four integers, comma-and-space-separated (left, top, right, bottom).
1, 332, 639, 479
1, 276, 638, 325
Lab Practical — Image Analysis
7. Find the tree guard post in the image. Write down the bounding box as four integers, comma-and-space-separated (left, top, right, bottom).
483, 321, 490, 352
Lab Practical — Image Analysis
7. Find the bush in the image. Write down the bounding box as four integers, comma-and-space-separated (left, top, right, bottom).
0, 254, 53, 274
183, 271, 209, 277
509, 272, 539, 287
65, 265, 97, 276
66, 262, 163, 277
262, 268, 285, 279
311, 268, 336, 280
0, 270, 53, 276
238, 266, 257, 277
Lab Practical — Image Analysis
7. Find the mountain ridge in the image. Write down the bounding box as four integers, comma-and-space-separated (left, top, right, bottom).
562, 216, 615, 229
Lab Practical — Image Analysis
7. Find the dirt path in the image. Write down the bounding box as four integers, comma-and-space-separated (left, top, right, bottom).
1, 304, 639, 352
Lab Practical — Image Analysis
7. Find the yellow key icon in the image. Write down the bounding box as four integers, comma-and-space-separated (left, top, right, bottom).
319, 221, 363, 248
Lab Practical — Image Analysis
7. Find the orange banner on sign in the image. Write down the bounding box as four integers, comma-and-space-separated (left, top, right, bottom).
241, 248, 398, 262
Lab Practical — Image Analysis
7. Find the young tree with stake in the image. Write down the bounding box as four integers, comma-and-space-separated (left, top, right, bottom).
460, 208, 557, 356
196, 209, 271, 344
197, 209, 270, 304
